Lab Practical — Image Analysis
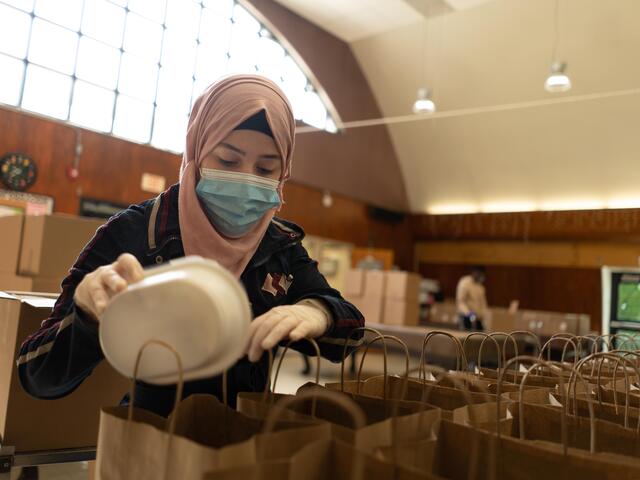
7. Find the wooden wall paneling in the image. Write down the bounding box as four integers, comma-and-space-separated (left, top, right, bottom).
411, 209, 640, 242
0, 107, 181, 214
77, 128, 180, 208
0, 107, 76, 213
415, 241, 640, 269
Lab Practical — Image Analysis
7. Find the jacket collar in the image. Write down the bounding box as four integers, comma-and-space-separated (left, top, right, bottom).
153, 183, 304, 268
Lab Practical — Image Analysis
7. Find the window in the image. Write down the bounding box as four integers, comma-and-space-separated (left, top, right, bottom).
0, 0, 338, 153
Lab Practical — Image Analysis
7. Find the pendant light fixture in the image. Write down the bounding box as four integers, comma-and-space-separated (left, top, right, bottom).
545, 0, 571, 93
413, 88, 436, 114
413, 4, 436, 114
545, 62, 571, 92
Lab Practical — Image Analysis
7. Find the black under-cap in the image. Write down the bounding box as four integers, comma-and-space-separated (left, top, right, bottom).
233, 109, 274, 138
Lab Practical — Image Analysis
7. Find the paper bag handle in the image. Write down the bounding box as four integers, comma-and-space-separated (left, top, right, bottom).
356, 334, 409, 400
539, 336, 577, 364
508, 330, 542, 357
497, 356, 596, 455
464, 332, 502, 371
419, 331, 468, 378
128, 339, 184, 435
412, 365, 493, 480
616, 333, 640, 351
272, 337, 321, 391
573, 352, 640, 432
488, 332, 519, 372
339, 327, 387, 394
271, 338, 321, 416
261, 389, 367, 480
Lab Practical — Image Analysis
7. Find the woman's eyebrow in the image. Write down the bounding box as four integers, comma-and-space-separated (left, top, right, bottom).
219, 142, 245, 155
259, 153, 281, 160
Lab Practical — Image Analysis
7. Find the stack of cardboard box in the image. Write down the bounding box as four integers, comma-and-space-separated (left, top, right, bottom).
0, 215, 28, 291
383, 270, 421, 326
0, 292, 129, 452
343, 269, 386, 323
343, 269, 422, 326
0, 213, 104, 293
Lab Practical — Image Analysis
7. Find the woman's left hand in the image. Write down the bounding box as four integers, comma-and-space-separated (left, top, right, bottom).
245, 303, 330, 362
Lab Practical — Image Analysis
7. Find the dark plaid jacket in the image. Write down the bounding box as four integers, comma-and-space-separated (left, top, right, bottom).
17, 183, 364, 417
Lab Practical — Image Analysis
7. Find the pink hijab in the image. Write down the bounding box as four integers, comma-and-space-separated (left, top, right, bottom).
178, 74, 296, 277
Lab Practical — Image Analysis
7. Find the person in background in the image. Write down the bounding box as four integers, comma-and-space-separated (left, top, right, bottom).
456, 265, 488, 331
16, 75, 364, 417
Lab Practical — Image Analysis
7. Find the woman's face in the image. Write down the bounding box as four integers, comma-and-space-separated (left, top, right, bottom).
201, 130, 282, 180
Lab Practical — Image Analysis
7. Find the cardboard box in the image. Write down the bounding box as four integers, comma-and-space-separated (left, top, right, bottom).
363, 270, 386, 297
486, 308, 519, 332
429, 302, 459, 326
384, 271, 421, 301
0, 292, 129, 452
0, 274, 32, 292
18, 214, 104, 278
0, 274, 61, 293
30, 276, 63, 293
0, 215, 23, 274
343, 269, 365, 297
383, 298, 420, 326
347, 294, 384, 324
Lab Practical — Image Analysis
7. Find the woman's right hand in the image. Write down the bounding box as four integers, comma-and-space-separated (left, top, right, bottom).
74, 253, 144, 323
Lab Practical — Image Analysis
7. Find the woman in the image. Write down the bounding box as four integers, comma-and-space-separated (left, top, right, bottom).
17, 75, 364, 417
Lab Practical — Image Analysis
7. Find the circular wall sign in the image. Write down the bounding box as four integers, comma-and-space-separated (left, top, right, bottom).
1, 152, 37, 191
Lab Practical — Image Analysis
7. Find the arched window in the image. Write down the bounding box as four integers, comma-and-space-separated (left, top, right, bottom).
0, 0, 338, 153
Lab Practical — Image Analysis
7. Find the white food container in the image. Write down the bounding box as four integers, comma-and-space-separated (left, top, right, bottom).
99, 256, 251, 384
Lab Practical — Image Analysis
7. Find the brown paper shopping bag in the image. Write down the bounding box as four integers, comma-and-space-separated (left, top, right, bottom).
239, 332, 442, 450
208, 388, 445, 480
434, 419, 640, 480
508, 402, 640, 458
95, 340, 330, 480
240, 382, 442, 449
208, 437, 446, 480
429, 355, 640, 479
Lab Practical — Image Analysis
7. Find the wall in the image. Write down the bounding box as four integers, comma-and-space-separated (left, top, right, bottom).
0, 106, 413, 269
0, 106, 181, 214
411, 208, 640, 332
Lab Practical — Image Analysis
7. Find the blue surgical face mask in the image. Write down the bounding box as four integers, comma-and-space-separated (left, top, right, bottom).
196, 168, 281, 238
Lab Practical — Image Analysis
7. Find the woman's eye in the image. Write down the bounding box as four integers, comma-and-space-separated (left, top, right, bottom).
218, 158, 237, 167
256, 167, 275, 175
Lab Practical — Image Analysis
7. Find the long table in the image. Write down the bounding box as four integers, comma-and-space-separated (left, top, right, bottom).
0, 446, 95, 479
365, 322, 532, 369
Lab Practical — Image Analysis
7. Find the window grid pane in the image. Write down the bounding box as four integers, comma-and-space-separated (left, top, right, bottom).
76, 36, 121, 89
2, 0, 337, 149
0, 0, 34, 13
81, 0, 126, 47
34, 0, 84, 31
0, 53, 25, 106
0, 4, 32, 58
70, 80, 115, 132
22, 63, 73, 119
28, 18, 79, 75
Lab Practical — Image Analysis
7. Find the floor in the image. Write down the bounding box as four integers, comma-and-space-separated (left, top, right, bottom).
11, 349, 410, 479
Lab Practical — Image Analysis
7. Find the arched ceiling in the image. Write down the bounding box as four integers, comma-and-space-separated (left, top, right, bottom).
278, 0, 640, 214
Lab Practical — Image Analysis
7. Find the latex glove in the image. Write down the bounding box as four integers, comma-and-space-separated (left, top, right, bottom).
74, 253, 144, 322
245, 300, 331, 362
